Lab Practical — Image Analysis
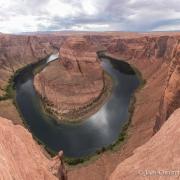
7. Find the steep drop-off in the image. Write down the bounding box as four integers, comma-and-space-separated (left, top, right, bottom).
0, 32, 179, 180
0, 34, 51, 96
110, 108, 180, 180
102, 34, 180, 132
0, 33, 65, 124
34, 37, 112, 122
68, 33, 180, 180
0, 116, 67, 180
154, 40, 180, 132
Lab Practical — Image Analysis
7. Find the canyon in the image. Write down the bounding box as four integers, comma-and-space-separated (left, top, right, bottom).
67, 33, 180, 180
0, 116, 67, 180
0, 33, 65, 125
0, 31, 179, 180
34, 37, 112, 122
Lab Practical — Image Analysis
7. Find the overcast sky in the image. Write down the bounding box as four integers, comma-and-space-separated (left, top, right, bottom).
0, 0, 180, 33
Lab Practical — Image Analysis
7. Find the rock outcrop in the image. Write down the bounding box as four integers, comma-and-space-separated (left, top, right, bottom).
34, 37, 111, 122
110, 108, 180, 180
0, 116, 67, 180
154, 40, 180, 131
68, 33, 180, 180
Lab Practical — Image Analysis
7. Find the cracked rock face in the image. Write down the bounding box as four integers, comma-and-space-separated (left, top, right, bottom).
34, 37, 104, 117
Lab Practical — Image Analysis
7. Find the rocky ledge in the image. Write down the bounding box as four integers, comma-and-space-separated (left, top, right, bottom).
110, 108, 180, 180
34, 37, 113, 122
0, 116, 67, 180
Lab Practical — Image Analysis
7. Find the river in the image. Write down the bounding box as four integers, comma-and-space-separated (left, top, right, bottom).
14, 54, 139, 158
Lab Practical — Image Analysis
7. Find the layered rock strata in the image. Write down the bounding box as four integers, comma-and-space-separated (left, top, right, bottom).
0, 33, 65, 125
0, 34, 64, 97
0, 35, 50, 96
34, 37, 112, 122
0, 32, 180, 180
68, 33, 180, 180
154, 40, 180, 131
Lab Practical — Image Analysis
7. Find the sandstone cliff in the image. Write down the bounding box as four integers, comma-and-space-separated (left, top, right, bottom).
0, 33, 65, 125
95, 34, 180, 132
68, 33, 180, 180
154, 40, 180, 131
0, 34, 64, 97
0, 32, 180, 180
110, 108, 180, 180
0, 116, 67, 180
103, 34, 180, 132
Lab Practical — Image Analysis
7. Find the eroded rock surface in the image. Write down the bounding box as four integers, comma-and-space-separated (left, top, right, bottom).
110, 108, 180, 180
34, 37, 108, 121
0, 32, 180, 180
68, 33, 180, 180
0, 116, 67, 180
154, 40, 180, 131
0, 33, 64, 97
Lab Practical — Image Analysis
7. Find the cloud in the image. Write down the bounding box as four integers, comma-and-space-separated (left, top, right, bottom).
71, 24, 110, 31
0, 0, 179, 33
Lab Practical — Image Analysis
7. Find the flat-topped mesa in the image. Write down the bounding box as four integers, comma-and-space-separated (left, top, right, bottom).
34, 37, 112, 122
